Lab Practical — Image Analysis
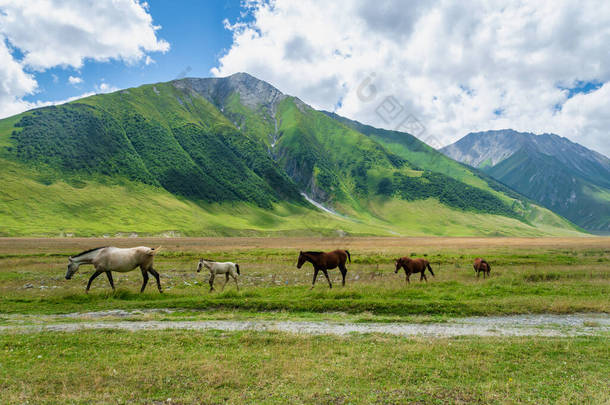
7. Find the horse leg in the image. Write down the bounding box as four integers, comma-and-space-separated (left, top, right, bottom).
140, 268, 149, 293
322, 269, 332, 289
105, 271, 115, 291
209, 273, 215, 292
422, 272, 428, 282
310, 268, 319, 289
339, 264, 347, 286
148, 268, 163, 293
86, 270, 103, 292
221, 273, 229, 291
232, 272, 239, 291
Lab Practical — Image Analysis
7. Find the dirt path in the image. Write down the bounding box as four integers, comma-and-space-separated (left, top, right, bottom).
1, 313, 607, 337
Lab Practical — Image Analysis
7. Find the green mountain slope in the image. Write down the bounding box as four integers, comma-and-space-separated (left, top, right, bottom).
323, 112, 570, 225
442, 129, 610, 234
0, 73, 584, 236
176, 76, 524, 219
486, 147, 610, 233
9, 83, 301, 208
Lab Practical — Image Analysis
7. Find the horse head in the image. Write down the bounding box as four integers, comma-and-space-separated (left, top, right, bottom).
296, 251, 306, 269
196, 259, 204, 273
65, 257, 80, 280
394, 258, 401, 273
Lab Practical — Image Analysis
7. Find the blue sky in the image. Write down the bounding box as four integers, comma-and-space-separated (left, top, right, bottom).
1, 1, 609, 156
22, 1, 245, 104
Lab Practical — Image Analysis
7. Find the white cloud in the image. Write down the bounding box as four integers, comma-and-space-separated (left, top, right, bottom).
0, 0, 169, 117
95, 82, 119, 93
213, 0, 610, 157
68, 76, 82, 85
0, 37, 37, 117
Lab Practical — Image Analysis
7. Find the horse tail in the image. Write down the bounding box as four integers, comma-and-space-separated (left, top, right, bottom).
235, 263, 240, 275
149, 246, 162, 255
427, 262, 435, 277
345, 250, 351, 263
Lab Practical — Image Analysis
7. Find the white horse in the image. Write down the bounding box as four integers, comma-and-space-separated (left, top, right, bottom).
65, 246, 163, 293
197, 259, 240, 292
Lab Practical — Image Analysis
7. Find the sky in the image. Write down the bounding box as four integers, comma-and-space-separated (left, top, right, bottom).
1, 0, 609, 157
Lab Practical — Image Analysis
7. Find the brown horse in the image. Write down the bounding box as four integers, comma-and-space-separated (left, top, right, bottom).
297, 250, 351, 289
394, 257, 435, 284
473, 258, 491, 278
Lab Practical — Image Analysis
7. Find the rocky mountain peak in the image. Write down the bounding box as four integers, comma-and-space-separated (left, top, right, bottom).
172, 72, 287, 111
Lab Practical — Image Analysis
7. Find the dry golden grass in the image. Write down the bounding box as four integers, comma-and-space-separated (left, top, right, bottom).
1, 236, 608, 255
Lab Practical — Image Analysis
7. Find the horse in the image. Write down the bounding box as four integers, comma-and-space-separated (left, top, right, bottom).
394, 257, 435, 284
65, 246, 163, 293
296, 250, 350, 289
197, 259, 240, 292
473, 258, 491, 278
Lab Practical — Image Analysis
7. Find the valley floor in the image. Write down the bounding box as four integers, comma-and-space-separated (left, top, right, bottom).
0, 237, 608, 403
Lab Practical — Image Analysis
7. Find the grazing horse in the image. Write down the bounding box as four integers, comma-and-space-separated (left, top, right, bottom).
394, 257, 435, 284
297, 250, 350, 289
473, 258, 491, 278
197, 259, 240, 292
65, 246, 163, 293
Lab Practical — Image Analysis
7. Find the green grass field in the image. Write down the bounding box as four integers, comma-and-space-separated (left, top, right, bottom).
1, 237, 608, 404
1, 330, 607, 404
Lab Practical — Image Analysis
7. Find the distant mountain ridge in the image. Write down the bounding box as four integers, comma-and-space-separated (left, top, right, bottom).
441, 129, 610, 233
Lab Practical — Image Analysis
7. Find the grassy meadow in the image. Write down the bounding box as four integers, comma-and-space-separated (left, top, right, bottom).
0, 237, 607, 316
1, 237, 608, 404
1, 330, 608, 404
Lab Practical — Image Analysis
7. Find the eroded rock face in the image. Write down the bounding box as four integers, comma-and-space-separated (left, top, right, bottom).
441, 129, 530, 167
442, 129, 610, 179
173, 72, 287, 111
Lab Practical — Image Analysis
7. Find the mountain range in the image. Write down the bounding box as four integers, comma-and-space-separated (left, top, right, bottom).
0, 73, 584, 236
441, 129, 610, 233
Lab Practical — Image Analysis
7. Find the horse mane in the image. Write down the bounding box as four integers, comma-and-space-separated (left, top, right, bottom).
201, 258, 216, 262
72, 246, 107, 258
303, 251, 324, 255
